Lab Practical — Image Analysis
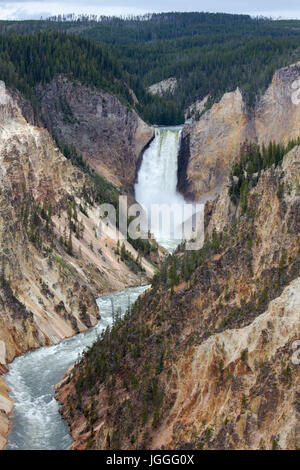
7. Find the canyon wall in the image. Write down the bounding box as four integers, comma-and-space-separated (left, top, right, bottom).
37, 76, 154, 188
179, 88, 253, 200
0, 81, 158, 449
56, 143, 300, 450
180, 62, 300, 201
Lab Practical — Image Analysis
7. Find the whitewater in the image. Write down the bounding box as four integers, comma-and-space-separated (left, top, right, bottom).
135, 126, 186, 252
4, 286, 149, 450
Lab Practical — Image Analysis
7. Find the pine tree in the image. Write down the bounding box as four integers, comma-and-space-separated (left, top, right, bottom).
67, 229, 73, 255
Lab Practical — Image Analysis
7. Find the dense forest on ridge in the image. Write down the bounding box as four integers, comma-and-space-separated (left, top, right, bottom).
2, 12, 300, 123
0, 32, 135, 112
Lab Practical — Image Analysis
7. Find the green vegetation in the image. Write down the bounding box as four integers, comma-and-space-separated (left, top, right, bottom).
152, 229, 222, 291
64, 145, 300, 448
0, 32, 133, 111
115, 242, 145, 273
20, 196, 55, 250
127, 221, 159, 257
70, 289, 168, 445
52, 136, 121, 212
55, 255, 68, 270
229, 138, 300, 207
19, 192, 79, 264
2, 13, 300, 124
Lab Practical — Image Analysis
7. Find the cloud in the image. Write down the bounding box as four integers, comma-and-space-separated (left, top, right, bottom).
0, 2, 154, 20
1, 0, 300, 21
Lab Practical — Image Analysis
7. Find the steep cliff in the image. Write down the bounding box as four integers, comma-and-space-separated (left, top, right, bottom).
0, 81, 157, 448
181, 88, 254, 201
181, 62, 300, 201
255, 62, 300, 146
0, 376, 12, 450
184, 95, 209, 121
37, 76, 154, 188
56, 142, 300, 450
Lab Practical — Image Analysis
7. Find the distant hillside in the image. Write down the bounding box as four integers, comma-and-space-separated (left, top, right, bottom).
2, 12, 300, 124
0, 32, 134, 112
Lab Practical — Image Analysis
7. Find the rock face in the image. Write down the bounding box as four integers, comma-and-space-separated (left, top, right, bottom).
56, 144, 300, 450
0, 81, 157, 449
148, 279, 300, 450
181, 88, 253, 200
0, 377, 12, 450
181, 62, 300, 201
255, 63, 300, 145
148, 77, 177, 96
184, 95, 209, 121
37, 76, 154, 188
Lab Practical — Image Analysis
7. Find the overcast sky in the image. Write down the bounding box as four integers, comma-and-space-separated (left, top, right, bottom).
1, 0, 300, 21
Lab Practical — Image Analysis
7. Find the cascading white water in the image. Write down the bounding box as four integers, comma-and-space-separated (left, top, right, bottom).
135, 126, 184, 208
135, 126, 189, 252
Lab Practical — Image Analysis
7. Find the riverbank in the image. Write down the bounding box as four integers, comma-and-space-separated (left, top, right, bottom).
0, 124, 194, 450
2, 285, 150, 450
0, 274, 153, 450
0, 243, 159, 451
0, 240, 157, 451
0, 376, 13, 450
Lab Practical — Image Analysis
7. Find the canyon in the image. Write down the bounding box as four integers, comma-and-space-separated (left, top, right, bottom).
1, 59, 300, 451
56, 138, 300, 450
0, 80, 157, 449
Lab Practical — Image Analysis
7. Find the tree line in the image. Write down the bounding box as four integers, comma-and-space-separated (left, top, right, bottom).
2, 13, 300, 124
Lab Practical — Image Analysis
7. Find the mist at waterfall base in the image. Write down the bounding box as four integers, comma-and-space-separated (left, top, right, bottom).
135, 126, 198, 252
4, 285, 149, 450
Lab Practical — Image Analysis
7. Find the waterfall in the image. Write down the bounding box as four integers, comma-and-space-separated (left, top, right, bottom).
135, 126, 189, 251
135, 126, 184, 207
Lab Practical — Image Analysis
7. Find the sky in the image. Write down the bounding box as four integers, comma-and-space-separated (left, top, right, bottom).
1, 0, 300, 21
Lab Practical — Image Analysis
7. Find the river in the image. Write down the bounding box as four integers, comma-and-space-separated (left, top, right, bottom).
4, 285, 149, 450
5, 125, 192, 449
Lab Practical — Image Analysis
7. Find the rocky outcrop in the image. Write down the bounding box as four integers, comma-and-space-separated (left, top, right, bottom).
37, 76, 154, 188
147, 279, 300, 450
0, 377, 12, 450
181, 88, 254, 201
255, 62, 300, 145
0, 80, 158, 449
148, 77, 177, 96
184, 95, 209, 121
56, 139, 300, 450
180, 62, 300, 201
